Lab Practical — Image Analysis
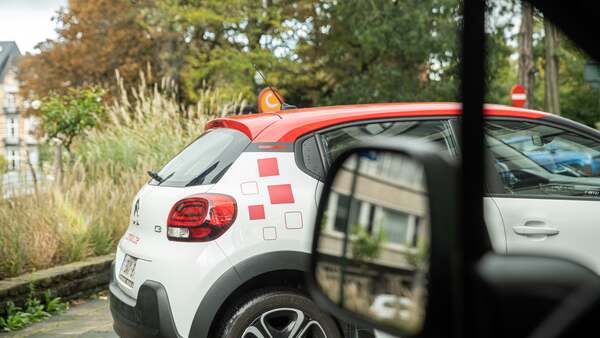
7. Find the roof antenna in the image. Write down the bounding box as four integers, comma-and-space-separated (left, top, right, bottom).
253, 64, 297, 110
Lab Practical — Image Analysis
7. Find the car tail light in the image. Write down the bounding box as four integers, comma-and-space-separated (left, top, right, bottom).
167, 194, 237, 242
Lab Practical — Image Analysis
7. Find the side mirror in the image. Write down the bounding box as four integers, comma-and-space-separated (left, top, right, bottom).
307, 139, 459, 337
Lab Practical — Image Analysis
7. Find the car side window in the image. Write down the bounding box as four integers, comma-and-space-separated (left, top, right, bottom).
486, 120, 600, 198
319, 119, 456, 165
300, 135, 325, 179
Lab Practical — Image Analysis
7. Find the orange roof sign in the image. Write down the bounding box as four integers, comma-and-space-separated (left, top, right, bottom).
258, 87, 284, 113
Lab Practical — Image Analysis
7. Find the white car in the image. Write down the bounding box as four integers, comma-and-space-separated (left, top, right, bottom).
369, 294, 413, 321
110, 102, 600, 338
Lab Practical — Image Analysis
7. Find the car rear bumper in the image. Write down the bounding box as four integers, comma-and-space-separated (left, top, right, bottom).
109, 262, 182, 338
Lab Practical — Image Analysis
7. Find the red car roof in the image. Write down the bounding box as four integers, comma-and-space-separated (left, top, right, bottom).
206, 102, 548, 142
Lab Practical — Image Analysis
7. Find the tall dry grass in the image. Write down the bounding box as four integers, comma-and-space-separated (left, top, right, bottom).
0, 74, 246, 279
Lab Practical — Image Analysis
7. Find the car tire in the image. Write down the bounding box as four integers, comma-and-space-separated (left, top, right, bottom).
217, 288, 342, 338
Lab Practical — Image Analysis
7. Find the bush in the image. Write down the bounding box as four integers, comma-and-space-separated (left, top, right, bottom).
351, 224, 385, 262
40, 87, 106, 152
0, 155, 7, 174
0, 75, 245, 279
0, 286, 66, 332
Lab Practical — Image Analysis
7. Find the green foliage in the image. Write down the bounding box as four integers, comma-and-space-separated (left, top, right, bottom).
23, 298, 50, 323
0, 155, 7, 175
485, 29, 516, 105
320, 211, 328, 231
0, 302, 31, 332
139, 0, 461, 105
88, 223, 115, 256
0, 77, 238, 279
38, 144, 54, 168
557, 40, 600, 126
0, 225, 27, 278
40, 87, 106, 151
139, 0, 315, 104
485, 0, 518, 105
315, 0, 460, 105
483, 2, 600, 126
43, 290, 67, 314
74, 78, 231, 184
351, 224, 385, 262
15, 0, 600, 124
0, 286, 65, 332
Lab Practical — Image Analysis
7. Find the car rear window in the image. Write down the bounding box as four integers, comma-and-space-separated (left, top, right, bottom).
152, 128, 250, 187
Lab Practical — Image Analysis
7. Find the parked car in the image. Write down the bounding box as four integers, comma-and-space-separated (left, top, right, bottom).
305, 139, 600, 338
368, 294, 413, 321
502, 134, 600, 176
109, 102, 600, 338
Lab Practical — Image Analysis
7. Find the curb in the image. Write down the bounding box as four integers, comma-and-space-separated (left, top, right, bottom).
0, 254, 115, 315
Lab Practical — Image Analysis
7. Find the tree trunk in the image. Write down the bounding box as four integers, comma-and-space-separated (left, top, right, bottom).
518, 2, 535, 109
54, 142, 63, 184
25, 148, 38, 193
544, 18, 561, 115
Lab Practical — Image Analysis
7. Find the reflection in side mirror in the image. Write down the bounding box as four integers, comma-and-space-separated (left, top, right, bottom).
314, 150, 430, 335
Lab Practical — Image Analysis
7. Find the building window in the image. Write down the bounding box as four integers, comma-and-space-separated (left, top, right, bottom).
333, 193, 361, 233
373, 206, 417, 246
329, 192, 418, 247
6, 117, 19, 139
7, 148, 18, 170
4, 93, 17, 111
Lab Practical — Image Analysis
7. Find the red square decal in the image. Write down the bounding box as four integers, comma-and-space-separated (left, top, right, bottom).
248, 205, 265, 220
268, 184, 295, 204
258, 158, 279, 177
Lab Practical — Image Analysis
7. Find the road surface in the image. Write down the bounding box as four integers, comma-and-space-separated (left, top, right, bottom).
0, 297, 116, 338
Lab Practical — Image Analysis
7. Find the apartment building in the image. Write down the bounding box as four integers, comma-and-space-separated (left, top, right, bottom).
0, 41, 39, 171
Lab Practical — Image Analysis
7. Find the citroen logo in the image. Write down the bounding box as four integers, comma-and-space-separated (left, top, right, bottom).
132, 199, 140, 226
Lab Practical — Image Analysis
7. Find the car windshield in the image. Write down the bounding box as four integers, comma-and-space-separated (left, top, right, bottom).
153, 128, 250, 187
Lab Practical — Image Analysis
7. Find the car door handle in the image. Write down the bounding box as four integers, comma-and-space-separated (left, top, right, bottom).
512, 225, 560, 236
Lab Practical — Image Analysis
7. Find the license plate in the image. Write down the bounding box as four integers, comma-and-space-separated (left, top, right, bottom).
119, 255, 137, 287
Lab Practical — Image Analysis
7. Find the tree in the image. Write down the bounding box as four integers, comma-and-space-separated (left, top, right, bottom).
40, 87, 105, 181
141, 0, 322, 105
544, 19, 560, 115
557, 41, 600, 126
18, 0, 464, 108
144, 0, 460, 106
18, 0, 161, 101
40, 87, 105, 152
309, 0, 460, 105
485, 0, 519, 105
486, 3, 597, 126
518, 1, 535, 109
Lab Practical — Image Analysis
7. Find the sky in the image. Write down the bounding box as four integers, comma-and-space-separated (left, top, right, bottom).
0, 0, 68, 54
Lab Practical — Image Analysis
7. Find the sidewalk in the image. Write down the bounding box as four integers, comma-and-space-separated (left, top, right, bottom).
0, 297, 116, 338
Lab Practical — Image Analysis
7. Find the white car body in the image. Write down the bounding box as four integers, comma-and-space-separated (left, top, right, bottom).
110, 103, 600, 338
115, 150, 319, 336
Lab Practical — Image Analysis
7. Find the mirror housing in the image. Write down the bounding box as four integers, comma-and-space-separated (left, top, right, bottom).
306, 139, 460, 337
